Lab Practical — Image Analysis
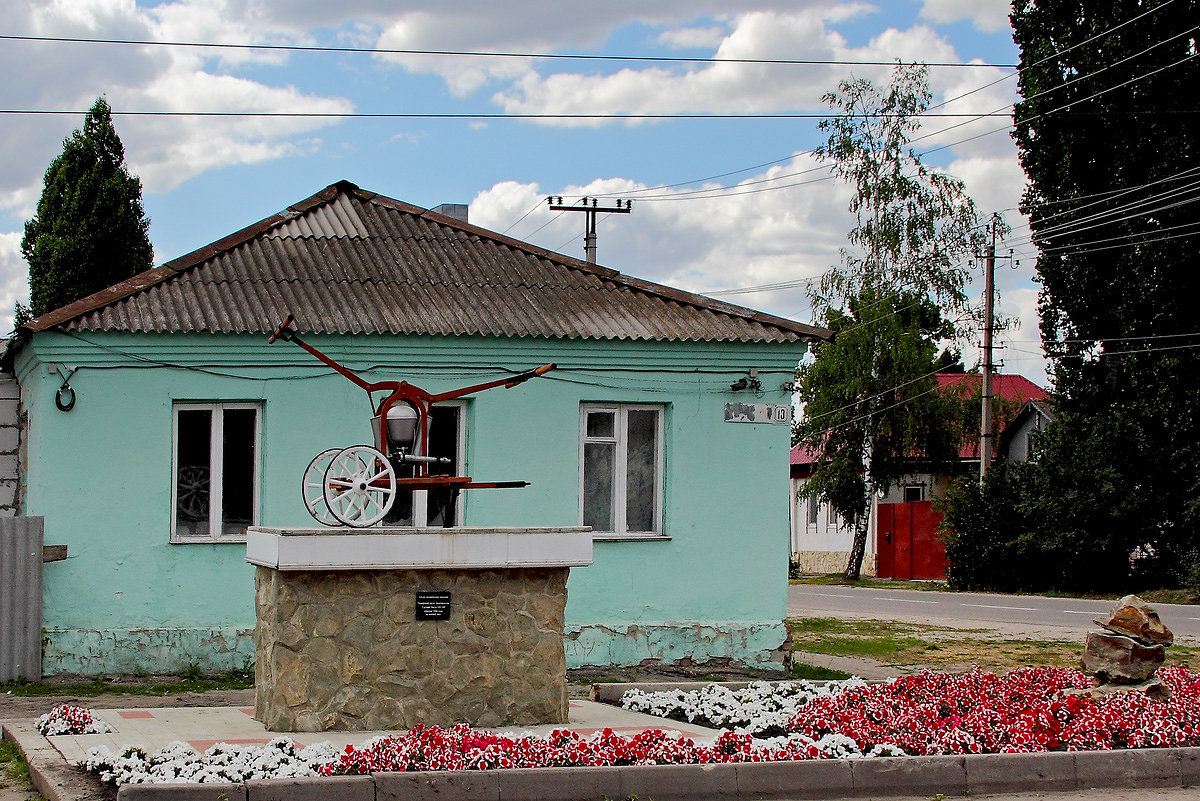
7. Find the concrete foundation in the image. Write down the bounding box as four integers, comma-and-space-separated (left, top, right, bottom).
246, 526, 592, 732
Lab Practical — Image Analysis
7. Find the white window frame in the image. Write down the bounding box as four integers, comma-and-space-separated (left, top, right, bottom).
171, 402, 261, 543
412, 400, 467, 526
579, 404, 665, 538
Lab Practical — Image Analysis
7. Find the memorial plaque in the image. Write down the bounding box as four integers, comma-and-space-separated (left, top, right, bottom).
415, 591, 452, 620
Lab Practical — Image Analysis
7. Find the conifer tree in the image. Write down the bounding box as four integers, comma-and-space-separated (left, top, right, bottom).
19, 97, 152, 321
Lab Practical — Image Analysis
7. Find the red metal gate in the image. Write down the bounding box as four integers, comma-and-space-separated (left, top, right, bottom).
876, 501, 946, 580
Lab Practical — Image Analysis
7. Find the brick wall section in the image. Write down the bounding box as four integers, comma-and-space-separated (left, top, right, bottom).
0, 374, 20, 517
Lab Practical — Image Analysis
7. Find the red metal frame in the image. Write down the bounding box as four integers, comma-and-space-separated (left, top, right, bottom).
269, 313, 554, 486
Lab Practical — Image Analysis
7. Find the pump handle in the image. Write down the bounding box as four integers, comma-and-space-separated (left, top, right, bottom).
268, 313, 295, 344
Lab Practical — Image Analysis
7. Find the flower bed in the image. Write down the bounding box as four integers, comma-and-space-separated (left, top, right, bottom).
319, 723, 901, 775
77, 666, 1200, 785
85, 738, 337, 785
789, 665, 1200, 754
620, 679, 859, 737
36, 705, 112, 736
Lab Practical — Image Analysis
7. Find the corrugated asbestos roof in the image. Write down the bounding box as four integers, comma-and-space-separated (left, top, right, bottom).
23, 181, 828, 343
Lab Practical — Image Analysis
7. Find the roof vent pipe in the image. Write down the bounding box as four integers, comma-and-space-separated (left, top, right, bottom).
432, 204, 468, 224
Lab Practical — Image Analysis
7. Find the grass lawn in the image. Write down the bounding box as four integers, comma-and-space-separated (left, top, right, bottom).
787, 616, 1200, 673
0, 739, 38, 801
0, 666, 254, 698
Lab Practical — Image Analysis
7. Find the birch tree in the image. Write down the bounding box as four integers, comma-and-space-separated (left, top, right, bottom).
797, 64, 987, 580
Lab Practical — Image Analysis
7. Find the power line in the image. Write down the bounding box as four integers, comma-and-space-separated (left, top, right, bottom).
1010, 182, 1200, 246
0, 108, 1023, 120
0, 33, 1019, 68
564, 46, 1200, 208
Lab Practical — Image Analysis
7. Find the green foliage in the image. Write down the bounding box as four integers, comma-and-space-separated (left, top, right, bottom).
20, 96, 152, 319
814, 63, 987, 321
798, 64, 990, 581
994, 0, 1200, 590
941, 417, 1198, 594
0, 738, 33, 792
795, 288, 963, 578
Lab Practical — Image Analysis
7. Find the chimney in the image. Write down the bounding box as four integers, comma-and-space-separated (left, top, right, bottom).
432, 204, 468, 224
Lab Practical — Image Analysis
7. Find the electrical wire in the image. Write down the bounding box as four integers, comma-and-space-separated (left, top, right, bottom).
574, 2, 1190, 209
1008, 183, 1200, 247
0, 33, 1022, 68
0, 108, 1022, 120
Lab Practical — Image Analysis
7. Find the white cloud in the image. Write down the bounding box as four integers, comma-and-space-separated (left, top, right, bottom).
491, 12, 968, 125
0, 233, 28, 334
656, 26, 730, 50
470, 153, 856, 322
0, 0, 354, 211
917, 0, 1011, 34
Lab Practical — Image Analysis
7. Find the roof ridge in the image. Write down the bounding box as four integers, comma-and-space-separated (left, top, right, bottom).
23, 181, 829, 342
360, 192, 828, 339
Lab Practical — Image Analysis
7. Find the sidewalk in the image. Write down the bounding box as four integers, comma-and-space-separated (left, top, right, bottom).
39, 699, 722, 766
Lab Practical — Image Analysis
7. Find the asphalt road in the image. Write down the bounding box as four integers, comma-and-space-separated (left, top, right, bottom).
787, 583, 1200, 642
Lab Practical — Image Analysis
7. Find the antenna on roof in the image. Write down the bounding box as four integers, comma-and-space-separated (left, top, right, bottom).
547, 196, 632, 264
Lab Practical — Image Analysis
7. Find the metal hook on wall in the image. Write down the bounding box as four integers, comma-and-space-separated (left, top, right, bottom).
54, 365, 78, 412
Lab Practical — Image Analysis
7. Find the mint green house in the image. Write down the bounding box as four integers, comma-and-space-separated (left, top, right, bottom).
11, 181, 822, 676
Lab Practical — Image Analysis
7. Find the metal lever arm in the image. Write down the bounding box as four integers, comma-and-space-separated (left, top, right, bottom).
267, 313, 295, 344
430, 363, 557, 402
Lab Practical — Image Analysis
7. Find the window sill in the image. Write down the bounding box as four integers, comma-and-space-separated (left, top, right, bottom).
170, 535, 249, 545
591, 533, 671, 542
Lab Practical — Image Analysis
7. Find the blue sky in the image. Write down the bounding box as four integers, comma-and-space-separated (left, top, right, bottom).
0, 0, 1046, 379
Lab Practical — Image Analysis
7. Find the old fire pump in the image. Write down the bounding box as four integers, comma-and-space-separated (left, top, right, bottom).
268, 314, 555, 527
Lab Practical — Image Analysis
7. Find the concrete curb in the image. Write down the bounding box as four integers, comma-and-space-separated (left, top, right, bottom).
8, 716, 1200, 801
1, 718, 108, 801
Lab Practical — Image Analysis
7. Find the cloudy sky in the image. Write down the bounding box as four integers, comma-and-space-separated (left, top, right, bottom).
0, 0, 1048, 380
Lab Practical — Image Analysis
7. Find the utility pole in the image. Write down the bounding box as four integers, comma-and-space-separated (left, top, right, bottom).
547, 197, 632, 264
979, 214, 997, 481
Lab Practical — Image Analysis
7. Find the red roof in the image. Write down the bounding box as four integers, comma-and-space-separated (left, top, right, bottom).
790, 372, 1047, 466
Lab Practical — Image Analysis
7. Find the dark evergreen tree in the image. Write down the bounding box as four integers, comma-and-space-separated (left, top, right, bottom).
20, 97, 152, 320
1009, 0, 1200, 588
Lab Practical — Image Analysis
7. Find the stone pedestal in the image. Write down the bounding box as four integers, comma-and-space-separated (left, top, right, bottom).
246, 526, 591, 732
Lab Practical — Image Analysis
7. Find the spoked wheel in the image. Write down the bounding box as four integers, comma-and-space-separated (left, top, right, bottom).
323, 445, 397, 527
302, 448, 341, 526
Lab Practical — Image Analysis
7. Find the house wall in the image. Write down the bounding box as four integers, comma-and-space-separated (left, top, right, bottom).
16, 331, 803, 675
1005, 411, 1049, 462
0, 372, 20, 516
788, 477, 876, 577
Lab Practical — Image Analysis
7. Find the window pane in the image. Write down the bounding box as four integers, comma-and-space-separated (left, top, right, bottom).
807, 496, 819, 525
176, 409, 212, 536
427, 406, 460, 527
221, 409, 256, 535
624, 410, 658, 532
583, 441, 615, 531
586, 411, 615, 439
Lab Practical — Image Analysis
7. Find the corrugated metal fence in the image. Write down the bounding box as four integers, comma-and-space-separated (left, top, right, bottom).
0, 516, 43, 682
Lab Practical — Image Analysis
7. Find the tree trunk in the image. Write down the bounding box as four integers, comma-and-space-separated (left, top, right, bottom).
843, 515, 870, 581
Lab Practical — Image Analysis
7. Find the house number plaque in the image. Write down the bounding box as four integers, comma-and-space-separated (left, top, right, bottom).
415, 591, 452, 620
